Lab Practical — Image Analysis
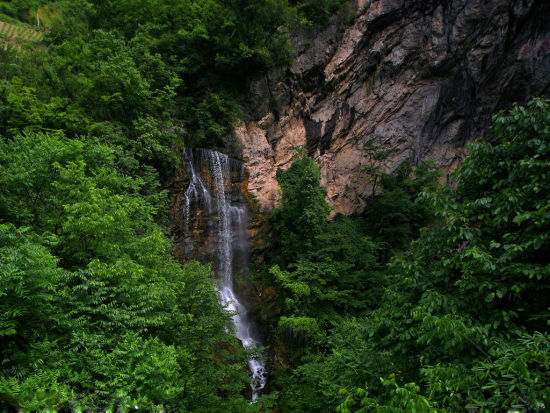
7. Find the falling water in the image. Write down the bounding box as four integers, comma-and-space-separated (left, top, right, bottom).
181, 148, 267, 400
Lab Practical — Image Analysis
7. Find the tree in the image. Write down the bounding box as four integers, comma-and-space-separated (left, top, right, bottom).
405, 98, 550, 410
362, 160, 440, 256
361, 139, 396, 197
271, 215, 380, 335
332, 98, 550, 411
270, 149, 331, 265
271, 98, 550, 412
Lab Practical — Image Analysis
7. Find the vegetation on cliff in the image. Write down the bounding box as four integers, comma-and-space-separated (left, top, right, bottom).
262, 99, 550, 412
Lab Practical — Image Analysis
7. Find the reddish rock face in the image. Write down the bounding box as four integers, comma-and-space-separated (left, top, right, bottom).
235, 0, 550, 215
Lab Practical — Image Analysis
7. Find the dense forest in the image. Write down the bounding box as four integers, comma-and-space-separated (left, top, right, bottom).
0, 0, 549, 412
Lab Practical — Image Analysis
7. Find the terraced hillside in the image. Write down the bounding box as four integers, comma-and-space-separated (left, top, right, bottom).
0, 20, 44, 51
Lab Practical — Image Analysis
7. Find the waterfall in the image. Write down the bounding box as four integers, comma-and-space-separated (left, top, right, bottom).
181, 148, 267, 400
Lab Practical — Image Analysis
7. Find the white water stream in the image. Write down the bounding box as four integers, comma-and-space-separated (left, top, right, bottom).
181, 148, 267, 400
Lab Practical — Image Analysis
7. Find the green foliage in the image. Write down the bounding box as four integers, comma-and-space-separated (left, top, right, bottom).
0, 1, 43, 23
292, 0, 351, 27
361, 139, 397, 197
368, 99, 549, 409
0, 224, 59, 344
0, 132, 253, 411
86, 0, 349, 149
87, 0, 297, 149
264, 153, 386, 410
6, 1, 549, 411
272, 215, 381, 323
0, 132, 156, 256
264, 98, 550, 412
0, 29, 180, 179
3, 0, 352, 153
278, 315, 320, 338
337, 376, 442, 413
270, 149, 332, 265
183, 90, 242, 149
399, 98, 550, 410
362, 160, 440, 255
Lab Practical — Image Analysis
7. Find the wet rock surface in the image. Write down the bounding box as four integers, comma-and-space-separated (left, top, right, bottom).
235, 0, 550, 215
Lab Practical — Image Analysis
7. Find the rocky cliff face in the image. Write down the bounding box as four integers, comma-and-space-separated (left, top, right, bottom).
235, 0, 550, 215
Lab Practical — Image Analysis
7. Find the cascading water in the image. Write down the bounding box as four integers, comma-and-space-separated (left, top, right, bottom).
181, 148, 267, 400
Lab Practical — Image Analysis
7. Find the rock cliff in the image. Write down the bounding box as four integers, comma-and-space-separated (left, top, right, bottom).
234, 0, 550, 215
